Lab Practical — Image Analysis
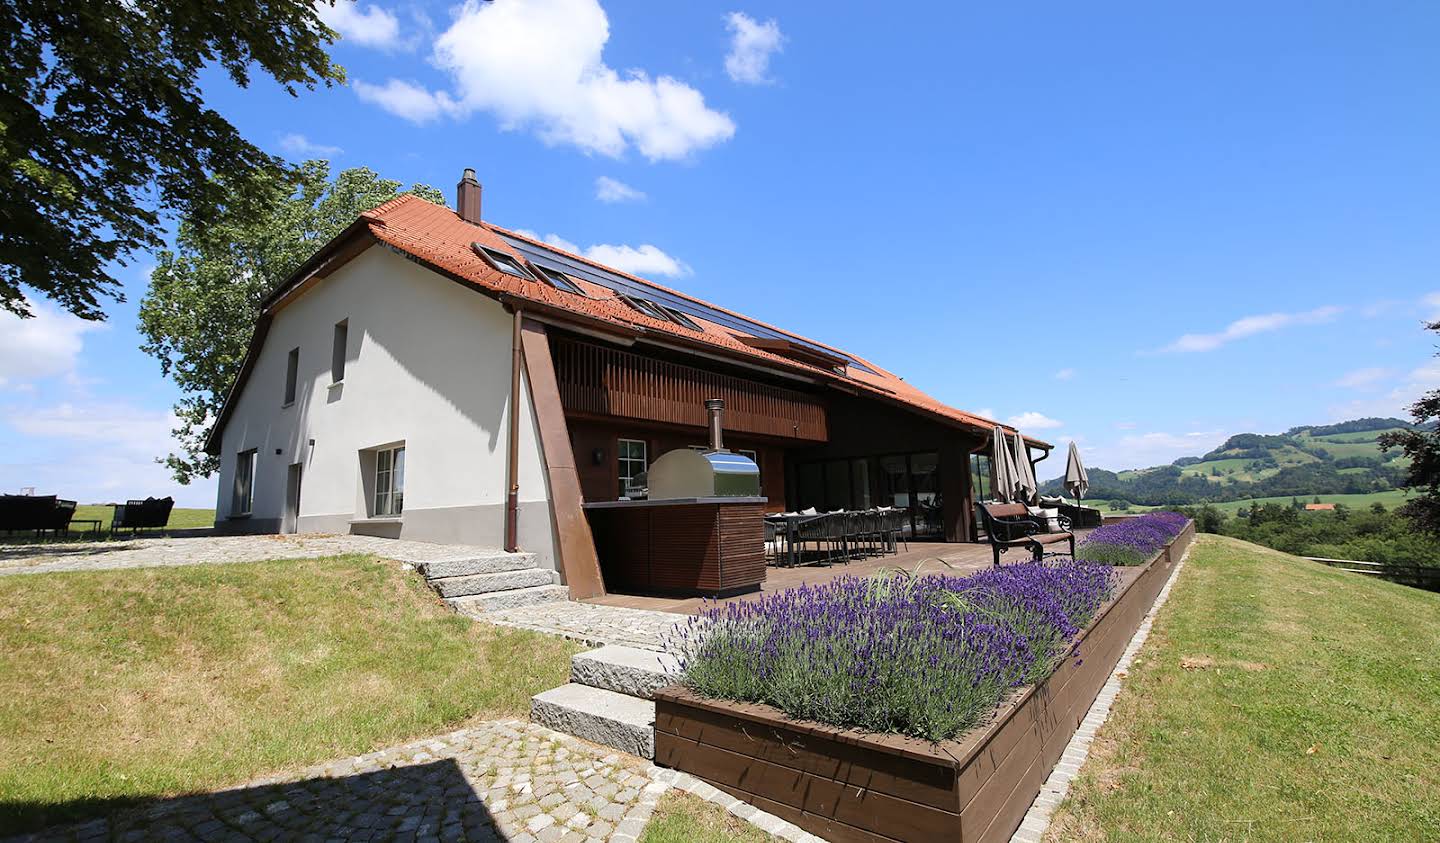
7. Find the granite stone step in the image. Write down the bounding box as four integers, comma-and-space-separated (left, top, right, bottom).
530, 683, 656, 759
429, 567, 558, 598
417, 552, 540, 579
446, 584, 571, 614
570, 645, 682, 700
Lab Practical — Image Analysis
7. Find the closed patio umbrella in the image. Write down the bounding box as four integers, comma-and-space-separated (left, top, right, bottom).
1011, 432, 1037, 505
990, 426, 1019, 503
1064, 441, 1089, 511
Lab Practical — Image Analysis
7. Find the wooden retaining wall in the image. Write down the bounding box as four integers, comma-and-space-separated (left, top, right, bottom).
654, 522, 1196, 843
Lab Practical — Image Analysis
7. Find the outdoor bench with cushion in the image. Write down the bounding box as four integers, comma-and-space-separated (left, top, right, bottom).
977, 502, 1075, 567
111, 496, 174, 537
0, 494, 77, 537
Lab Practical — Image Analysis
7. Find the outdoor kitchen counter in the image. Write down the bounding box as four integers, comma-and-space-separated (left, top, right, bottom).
583, 497, 768, 597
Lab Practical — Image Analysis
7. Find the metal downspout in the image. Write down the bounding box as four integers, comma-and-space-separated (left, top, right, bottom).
505, 308, 522, 552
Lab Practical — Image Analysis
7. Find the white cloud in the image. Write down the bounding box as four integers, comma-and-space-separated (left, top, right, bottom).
595, 176, 645, 203
278, 133, 344, 158
1161, 305, 1343, 353
1006, 411, 1064, 430
0, 299, 101, 388
1333, 367, 1393, 389
1330, 359, 1440, 420
511, 229, 690, 277
358, 0, 735, 161
1424, 291, 1440, 321
1082, 429, 1231, 472
724, 12, 784, 84
6, 401, 178, 457
1114, 421, 1137, 430
353, 79, 459, 123
1054, 368, 1075, 381
583, 243, 691, 278
316, 1, 402, 48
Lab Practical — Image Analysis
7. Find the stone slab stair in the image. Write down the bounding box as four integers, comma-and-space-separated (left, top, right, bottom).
530, 644, 681, 760
415, 551, 569, 615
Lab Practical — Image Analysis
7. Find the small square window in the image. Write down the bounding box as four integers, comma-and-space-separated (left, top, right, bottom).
660, 305, 702, 331
473, 243, 535, 280
535, 266, 584, 295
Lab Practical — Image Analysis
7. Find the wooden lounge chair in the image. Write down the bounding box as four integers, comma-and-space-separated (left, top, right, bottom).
976, 502, 1075, 567
111, 496, 174, 537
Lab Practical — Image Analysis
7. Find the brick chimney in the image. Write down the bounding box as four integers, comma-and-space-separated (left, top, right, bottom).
456, 168, 482, 224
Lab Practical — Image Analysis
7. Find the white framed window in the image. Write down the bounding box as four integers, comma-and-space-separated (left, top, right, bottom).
373, 445, 405, 517
233, 449, 257, 516
618, 438, 647, 497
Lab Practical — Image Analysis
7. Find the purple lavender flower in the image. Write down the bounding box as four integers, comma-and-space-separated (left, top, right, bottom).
678, 560, 1118, 742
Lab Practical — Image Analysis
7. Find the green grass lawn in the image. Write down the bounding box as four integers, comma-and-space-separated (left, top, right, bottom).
70, 505, 216, 533
1085, 489, 1412, 515
1046, 535, 1440, 841
639, 792, 775, 843
0, 555, 580, 833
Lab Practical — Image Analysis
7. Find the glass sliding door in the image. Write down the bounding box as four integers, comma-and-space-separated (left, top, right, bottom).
910, 452, 942, 540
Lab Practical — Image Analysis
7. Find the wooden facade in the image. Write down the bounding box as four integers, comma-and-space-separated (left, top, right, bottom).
551, 337, 828, 442
586, 500, 767, 595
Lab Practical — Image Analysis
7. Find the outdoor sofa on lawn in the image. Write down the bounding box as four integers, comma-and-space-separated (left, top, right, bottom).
110, 497, 174, 537
976, 501, 1075, 567
0, 494, 77, 537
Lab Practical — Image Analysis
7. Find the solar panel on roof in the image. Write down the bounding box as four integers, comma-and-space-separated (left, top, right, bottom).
497, 232, 876, 374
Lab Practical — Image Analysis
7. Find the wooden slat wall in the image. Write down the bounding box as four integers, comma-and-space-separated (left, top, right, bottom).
552, 337, 828, 441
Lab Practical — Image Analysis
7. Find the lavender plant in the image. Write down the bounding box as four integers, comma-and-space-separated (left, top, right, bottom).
1075, 511, 1188, 566
677, 561, 1117, 742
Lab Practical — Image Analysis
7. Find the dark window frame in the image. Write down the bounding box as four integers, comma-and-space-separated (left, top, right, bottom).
283, 347, 299, 406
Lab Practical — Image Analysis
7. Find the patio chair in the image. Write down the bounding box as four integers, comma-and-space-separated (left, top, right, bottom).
795, 513, 839, 566
976, 502, 1075, 567
111, 496, 175, 537
0, 494, 77, 537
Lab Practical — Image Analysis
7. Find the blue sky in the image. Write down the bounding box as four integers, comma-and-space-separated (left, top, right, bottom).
3, 0, 1439, 506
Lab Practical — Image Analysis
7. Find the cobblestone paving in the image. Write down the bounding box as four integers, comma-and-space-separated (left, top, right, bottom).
483, 601, 689, 651
8, 721, 671, 843
0, 535, 507, 577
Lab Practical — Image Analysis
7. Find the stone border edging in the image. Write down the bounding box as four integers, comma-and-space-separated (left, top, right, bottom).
1009, 538, 1197, 842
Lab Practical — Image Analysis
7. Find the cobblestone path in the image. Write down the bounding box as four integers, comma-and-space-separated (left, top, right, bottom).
8, 721, 670, 843
0, 535, 504, 577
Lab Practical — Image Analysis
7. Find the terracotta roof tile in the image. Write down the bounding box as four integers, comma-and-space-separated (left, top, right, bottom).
361, 195, 1032, 443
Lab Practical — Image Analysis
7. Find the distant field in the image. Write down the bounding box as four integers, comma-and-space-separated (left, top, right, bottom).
1084, 490, 1412, 515
70, 506, 215, 533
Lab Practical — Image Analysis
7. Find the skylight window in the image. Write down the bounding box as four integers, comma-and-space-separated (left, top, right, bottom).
660, 305, 702, 331
472, 243, 535, 280
617, 293, 672, 321
535, 265, 584, 295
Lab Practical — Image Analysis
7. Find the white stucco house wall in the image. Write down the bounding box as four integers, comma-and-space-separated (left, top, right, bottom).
212, 245, 560, 571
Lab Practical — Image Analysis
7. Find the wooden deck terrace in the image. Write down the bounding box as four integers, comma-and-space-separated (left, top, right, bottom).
585, 528, 1093, 615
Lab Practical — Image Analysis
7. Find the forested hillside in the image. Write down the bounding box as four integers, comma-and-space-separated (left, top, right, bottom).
1041, 417, 1414, 506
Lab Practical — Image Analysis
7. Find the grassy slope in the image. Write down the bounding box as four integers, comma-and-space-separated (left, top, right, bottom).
1046, 535, 1440, 841
71, 505, 215, 532
0, 555, 579, 833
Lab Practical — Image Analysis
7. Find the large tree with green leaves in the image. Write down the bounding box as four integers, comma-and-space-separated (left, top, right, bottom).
139, 162, 445, 483
1380, 321, 1440, 534
1, 0, 346, 319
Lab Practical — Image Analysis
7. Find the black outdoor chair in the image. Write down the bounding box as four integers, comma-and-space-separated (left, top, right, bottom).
111, 497, 174, 537
976, 502, 1074, 567
0, 494, 77, 537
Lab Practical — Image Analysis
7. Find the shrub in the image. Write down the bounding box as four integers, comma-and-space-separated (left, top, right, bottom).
677, 561, 1117, 742
1075, 511, 1188, 566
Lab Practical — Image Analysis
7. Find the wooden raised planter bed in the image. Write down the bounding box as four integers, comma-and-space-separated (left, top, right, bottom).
654, 521, 1196, 843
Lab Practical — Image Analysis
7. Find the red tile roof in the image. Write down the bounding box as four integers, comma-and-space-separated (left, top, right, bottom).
229, 194, 1044, 449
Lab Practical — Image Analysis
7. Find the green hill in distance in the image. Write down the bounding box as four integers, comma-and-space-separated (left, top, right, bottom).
1041, 417, 1415, 506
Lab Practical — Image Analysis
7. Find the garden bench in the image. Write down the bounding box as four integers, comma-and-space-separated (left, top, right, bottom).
977, 502, 1075, 567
